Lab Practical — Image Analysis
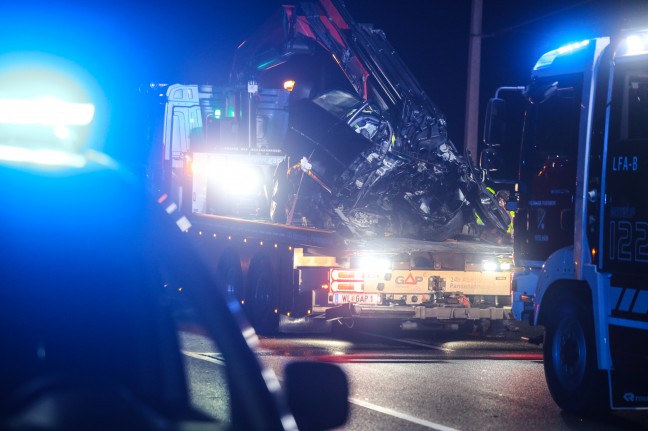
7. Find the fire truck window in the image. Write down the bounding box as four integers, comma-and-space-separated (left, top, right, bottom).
527, 85, 580, 157
625, 74, 648, 141
519, 75, 582, 185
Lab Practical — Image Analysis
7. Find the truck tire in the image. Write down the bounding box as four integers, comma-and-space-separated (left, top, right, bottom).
543, 297, 607, 415
216, 253, 243, 301
245, 256, 279, 335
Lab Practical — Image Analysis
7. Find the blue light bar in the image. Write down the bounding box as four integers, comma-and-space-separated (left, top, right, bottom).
0, 98, 95, 126
0, 144, 86, 168
534, 39, 591, 71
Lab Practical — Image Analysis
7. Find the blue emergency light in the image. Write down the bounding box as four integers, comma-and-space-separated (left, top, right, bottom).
0, 54, 98, 168
533, 39, 591, 71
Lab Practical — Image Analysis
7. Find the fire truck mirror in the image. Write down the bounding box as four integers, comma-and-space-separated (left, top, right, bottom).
479, 148, 502, 173
483, 97, 507, 147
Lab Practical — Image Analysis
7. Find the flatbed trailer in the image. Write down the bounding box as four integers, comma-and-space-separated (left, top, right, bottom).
161, 200, 512, 333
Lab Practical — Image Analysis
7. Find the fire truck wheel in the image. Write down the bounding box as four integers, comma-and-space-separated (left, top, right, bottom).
246, 257, 279, 335
543, 298, 607, 415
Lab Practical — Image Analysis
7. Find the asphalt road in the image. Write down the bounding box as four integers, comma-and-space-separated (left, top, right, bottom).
182, 321, 648, 431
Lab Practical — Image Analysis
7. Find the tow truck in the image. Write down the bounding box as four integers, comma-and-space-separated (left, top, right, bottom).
482, 28, 648, 412
144, 0, 513, 334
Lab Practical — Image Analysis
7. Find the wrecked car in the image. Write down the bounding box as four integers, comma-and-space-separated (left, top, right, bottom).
231, 0, 510, 242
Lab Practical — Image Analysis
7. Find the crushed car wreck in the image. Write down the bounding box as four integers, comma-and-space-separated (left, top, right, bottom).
231, 0, 511, 242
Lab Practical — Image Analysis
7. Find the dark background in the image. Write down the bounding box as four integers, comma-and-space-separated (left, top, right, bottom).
1, 0, 647, 161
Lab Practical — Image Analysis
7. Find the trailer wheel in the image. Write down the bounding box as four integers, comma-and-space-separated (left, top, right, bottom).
246, 257, 279, 335
216, 253, 243, 301
543, 297, 607, 415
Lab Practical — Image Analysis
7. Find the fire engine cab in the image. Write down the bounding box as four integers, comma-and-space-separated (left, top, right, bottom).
483, 29, 648, 413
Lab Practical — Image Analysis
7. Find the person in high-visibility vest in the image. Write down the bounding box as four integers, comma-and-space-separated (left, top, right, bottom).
471, 187, 513, 244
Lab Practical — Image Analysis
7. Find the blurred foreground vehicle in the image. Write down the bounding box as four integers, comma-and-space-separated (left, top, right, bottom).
0, 57, 348, 431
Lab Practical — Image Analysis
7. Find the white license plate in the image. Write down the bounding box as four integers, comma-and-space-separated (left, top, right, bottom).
333, 293, 380, 305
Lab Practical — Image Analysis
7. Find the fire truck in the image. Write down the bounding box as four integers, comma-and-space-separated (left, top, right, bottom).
482, 29, 648, 412
143, 0, 514, 335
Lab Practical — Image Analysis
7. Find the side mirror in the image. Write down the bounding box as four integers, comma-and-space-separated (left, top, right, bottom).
479, 147, 503, 172
284, 361, 349, 431
483, 97, 506, 147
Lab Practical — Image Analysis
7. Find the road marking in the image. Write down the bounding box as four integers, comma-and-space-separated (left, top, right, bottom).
358, 331, 454, 352
349, 397, 461, 431
186, 348, 461, 430
182, 351, 226, 366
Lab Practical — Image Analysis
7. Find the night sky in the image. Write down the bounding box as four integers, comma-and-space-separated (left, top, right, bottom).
2, 0, 648, 158
132, 0, 648, 147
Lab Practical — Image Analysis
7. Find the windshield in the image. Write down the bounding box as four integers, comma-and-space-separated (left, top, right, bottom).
608, 58, 648, 143
312, 90, 363, 119
519, 74, 583, 185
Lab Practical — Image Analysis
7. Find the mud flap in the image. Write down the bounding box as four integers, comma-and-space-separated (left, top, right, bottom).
610, 369, 648, 409
608, 325, 648, 409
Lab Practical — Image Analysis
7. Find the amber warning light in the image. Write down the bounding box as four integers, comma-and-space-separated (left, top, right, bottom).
283, 80, 295, 91
329, 268, 364, 292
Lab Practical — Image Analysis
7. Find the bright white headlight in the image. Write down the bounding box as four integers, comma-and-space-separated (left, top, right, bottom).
209, 162, 262, 196
499, 262, 512, 271
619, 31, 648, 57
358, 256, 392, 273
482, 260, 498, 272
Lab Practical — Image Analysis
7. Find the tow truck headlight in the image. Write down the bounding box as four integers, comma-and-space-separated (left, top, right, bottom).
499, 261, 512, 271
481, 259, 513, 272
209, 162, 262, 196
194, 157, 263, 196
481, 260, 498, 272
357, 256, 391, 273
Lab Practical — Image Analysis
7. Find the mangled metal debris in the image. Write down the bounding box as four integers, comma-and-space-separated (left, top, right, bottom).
233, 0, 511, 242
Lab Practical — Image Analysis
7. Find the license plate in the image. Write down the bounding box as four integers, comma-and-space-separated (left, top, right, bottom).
332, 293, 380, 305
